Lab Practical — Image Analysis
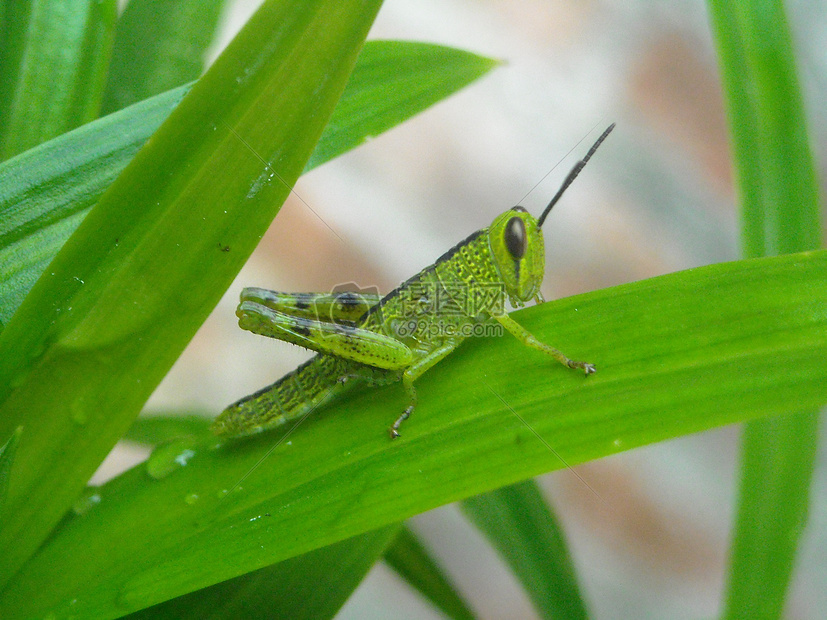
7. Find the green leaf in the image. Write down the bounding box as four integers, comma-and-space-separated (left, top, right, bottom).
709, 2, 821, 259
384, 526, 475, 620
0, 427, 23, 517
0, 0, 383, 590
0, 0, 117, 159
125, 414, 212, 446
0, 41, 496, 326
124, 525, 400, 620
725, 413, 820, 618
463, 480, 587, 620
708, 2, 824, 618
304, 40, 498, 172
100, 0, 226, 114
0, 84, 192, 325
2, 250, 824, 618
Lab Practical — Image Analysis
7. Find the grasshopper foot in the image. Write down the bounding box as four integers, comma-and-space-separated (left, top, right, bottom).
389, 405, 414, 439
567, 360, 596, 375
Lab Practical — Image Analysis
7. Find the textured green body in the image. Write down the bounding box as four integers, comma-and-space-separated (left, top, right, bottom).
212, 124, 612, 438
212, 209, 582, 438
210, 354, 389, 437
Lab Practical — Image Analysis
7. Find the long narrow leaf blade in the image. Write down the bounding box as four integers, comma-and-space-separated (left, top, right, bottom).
0, 0, 383, 590
1, 250, 824, 618
0, 0, 117, 159
0, 84, 193, 325
305, 40, 498, 171
100, 0, 225, 114
463, 480, 588, 620
124, 526, 400, 620
709, 4, 821, 258
725, 413, 820, 618
0, 41, 496, 326
384, 526, 476, 620
708, 2, 823, 618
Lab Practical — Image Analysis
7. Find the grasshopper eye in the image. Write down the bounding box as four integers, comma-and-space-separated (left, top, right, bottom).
504, 216, 526, 259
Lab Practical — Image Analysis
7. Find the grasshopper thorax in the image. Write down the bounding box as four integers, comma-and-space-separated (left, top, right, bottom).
487, 206, 545, 306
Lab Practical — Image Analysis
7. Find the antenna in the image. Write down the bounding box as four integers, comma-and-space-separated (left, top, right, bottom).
537, 123, 615, 228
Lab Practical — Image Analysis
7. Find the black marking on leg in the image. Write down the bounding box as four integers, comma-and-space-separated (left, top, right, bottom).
293, 317, 312, 338
295, 293, 314, 310
336, 291, 362, 307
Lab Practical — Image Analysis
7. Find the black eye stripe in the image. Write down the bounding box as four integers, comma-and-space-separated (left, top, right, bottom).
504, 216, 526, 259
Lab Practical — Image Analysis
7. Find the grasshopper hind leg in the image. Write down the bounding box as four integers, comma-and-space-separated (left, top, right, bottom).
389, 396, 416, 439
389, 341, 459, 439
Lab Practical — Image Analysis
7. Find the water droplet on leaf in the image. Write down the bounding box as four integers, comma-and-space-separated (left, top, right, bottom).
146, 437, 197, 480
73, 488, 102, 515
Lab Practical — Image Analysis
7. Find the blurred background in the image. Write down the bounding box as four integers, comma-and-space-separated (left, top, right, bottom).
100, 0, 827, 618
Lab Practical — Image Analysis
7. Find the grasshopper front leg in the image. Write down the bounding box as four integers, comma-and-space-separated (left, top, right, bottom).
493, 314, 596, 375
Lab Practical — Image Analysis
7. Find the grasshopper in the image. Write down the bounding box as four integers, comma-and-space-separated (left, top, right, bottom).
212, 124, 613, 439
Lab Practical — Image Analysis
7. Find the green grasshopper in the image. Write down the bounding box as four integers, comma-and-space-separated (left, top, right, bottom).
212, 124, 613, 439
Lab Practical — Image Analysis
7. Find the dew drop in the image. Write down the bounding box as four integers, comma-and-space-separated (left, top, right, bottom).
73, 488, 102, 516
184, 493, 200, 505
146, 437, 197, 480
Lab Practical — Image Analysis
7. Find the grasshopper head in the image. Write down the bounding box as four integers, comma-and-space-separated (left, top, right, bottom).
488, 207, 545, 306
488, 123, 615, 307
